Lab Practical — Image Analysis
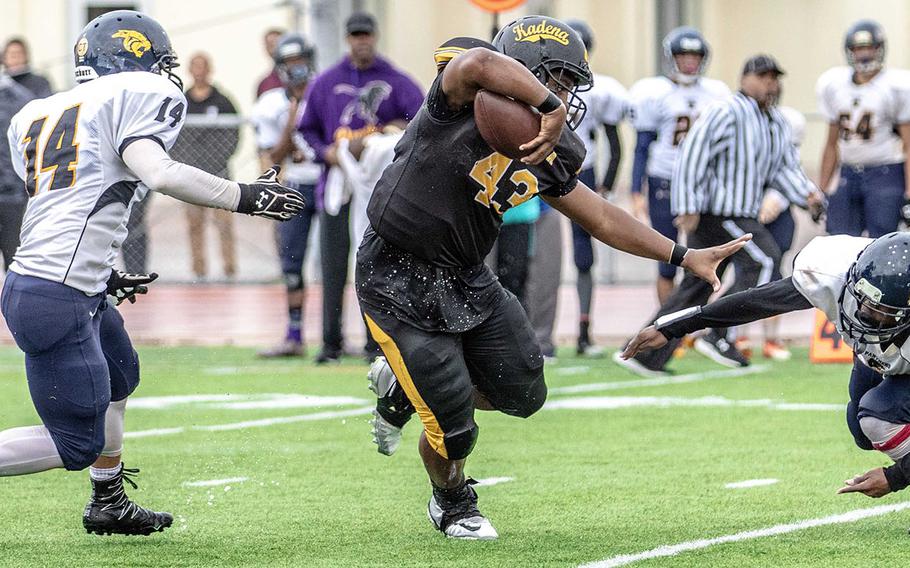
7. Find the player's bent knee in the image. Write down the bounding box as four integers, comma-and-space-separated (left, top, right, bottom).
56, 430, 105, 471
498, 369, 547, 419
859, 416, 910, 461
847, 402, 874, 450
283, 272, 303, 293
442, 424, 479, 461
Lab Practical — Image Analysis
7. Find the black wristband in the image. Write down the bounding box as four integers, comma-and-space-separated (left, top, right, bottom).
669, 243, 689, 267
884, 455, 910, 492
236, 184, 256, 214
536, 91, 562, 114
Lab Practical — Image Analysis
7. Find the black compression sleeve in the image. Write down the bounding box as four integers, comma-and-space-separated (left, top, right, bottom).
884, 454, 910, 492
602, 124, 621, 192
656, 277, 813, 339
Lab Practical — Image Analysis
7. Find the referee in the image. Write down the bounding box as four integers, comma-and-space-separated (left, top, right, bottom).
616, 54, 825, 376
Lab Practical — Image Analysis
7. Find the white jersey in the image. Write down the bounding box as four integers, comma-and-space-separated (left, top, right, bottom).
574, 73, 627, 171
816, 66, 910, 166
7, 72, 185, 295
250, 88, 321, 185
629, 75, 730, 180
778, 105, 806, 148
792, 234, 910, 376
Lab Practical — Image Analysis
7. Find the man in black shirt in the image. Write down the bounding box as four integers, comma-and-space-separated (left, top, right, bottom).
357, 17, 751, 540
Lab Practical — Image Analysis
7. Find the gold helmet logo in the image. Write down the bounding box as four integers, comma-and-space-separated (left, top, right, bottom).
112, 30, 152, 58
76, 37, 88, 62
513, 21, 570, 46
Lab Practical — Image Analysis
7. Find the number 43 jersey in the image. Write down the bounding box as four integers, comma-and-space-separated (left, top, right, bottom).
816, 66, 910, 167
7, 72, 185, 294
366, 74, 585, 268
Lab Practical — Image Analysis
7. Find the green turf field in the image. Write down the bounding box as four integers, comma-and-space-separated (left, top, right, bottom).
0, 345, 906, 567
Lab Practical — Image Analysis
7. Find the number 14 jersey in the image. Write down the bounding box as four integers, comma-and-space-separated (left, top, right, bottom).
7, 72, 186, 294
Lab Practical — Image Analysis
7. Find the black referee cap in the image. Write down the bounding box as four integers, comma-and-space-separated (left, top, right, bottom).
742, 54, 785, 76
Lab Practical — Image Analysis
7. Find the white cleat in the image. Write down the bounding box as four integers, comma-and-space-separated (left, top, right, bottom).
611, 350, 669, 378
367, 356, 414, 456
428, 494, 498, 540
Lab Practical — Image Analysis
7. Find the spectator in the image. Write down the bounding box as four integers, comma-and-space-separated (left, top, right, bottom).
0, 72, 34, 268
298, 11, 424, 364
170, 53, 241, 280
2, 38, 52, 98
256, 28, 285, 98
251, 34, 321, 358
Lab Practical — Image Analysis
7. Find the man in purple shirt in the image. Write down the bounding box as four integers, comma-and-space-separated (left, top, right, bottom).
298, 11, 424, 364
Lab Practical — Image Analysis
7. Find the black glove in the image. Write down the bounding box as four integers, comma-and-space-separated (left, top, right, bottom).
237, 165, 305, 221
106, 270, 158, 305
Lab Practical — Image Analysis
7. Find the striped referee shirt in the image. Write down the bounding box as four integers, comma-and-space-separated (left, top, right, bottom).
671, 91, 815, 217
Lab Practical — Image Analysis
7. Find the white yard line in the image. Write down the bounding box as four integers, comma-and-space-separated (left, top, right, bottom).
125, 406, 373, 439
725, 479, 779, 489
544, 395, 842, 412
554, 366, 591, 375
579, 501, 910, 568
129, 393, 367, 410
549, 365, 770, 395
183, 477, 249, 487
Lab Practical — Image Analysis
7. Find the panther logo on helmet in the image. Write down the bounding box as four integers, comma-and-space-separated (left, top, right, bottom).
112, 30, 152, 58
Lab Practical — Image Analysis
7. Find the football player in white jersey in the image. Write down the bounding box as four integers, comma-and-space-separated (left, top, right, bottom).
622, 232, 910, 503
1, 11, 303, 536
816, 20, 910, 237
564, 19, 628, 357
629, 27, 730, 302
251, 33, 322, 358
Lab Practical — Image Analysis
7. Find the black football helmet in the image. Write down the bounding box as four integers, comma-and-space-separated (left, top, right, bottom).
493, 15, 593, 130
844, 20, 886, 74
839, 232, 910, 345
565, 19, 595, 53
662, 26, 710, 85
74, 10, 180, 89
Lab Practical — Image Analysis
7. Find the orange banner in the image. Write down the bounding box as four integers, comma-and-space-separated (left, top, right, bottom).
469, 0, 526, 13
809, 309, 853, 363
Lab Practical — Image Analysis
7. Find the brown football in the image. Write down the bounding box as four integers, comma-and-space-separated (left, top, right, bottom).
474, 90, 541, 159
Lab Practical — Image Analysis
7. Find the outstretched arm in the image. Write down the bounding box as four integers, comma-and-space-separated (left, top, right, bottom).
542, 182, 751, 291
620, 277, 812, 358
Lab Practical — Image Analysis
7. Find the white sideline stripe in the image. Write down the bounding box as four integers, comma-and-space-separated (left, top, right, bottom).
579, 501, 910, 568
545, 395, 842, 412
125, 407, 373, 439
474, 477, 514, 487
549, 365, 769, 395
725, 478, 779, 489
129, 393, 366, 410
554, 366, 591, 375
183, 477, 248, 487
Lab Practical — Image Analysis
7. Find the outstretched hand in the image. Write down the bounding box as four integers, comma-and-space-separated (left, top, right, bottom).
681, 234, 752, 291
238, 165, 306, 221
838, 467, 891, 498
106, 270, 158, 305
620, 326, 669, 360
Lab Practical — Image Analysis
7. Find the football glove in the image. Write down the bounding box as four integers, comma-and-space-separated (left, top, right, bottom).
106, 270, 158, 305
237, 165, 305, 221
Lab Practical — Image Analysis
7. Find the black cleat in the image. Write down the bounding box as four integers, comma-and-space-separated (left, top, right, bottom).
83, 466, 173, 536
427, 481, 498, 540
694, 330, 750, 368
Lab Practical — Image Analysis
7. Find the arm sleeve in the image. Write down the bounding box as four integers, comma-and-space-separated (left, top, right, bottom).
298, 86, 329, 162
630, 130, 656, 194
122, 138, 241, 211
602, 123, 621, 192
655, 277, 813, 339
671, 103, 733, 215
884, 454, 910, 492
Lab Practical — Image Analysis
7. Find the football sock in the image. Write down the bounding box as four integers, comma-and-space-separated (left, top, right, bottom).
579, 319, 590, 344
89, 462, 122, 482
287, 307, 302, 343
0, 425, 64, 475
101, 398, 127, 457
577, 270, 593, 319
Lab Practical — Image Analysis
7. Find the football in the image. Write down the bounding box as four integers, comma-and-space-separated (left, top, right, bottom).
474, 90, 541, 159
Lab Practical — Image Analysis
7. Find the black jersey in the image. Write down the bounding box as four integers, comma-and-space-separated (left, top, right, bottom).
367, 74, 585, 268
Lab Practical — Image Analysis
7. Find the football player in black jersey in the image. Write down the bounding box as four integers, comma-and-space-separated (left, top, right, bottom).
356, 16, 752, 540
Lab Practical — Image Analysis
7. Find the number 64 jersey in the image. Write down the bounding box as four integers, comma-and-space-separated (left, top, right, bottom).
6, 72, 185, 295
816, 66, 910, 166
